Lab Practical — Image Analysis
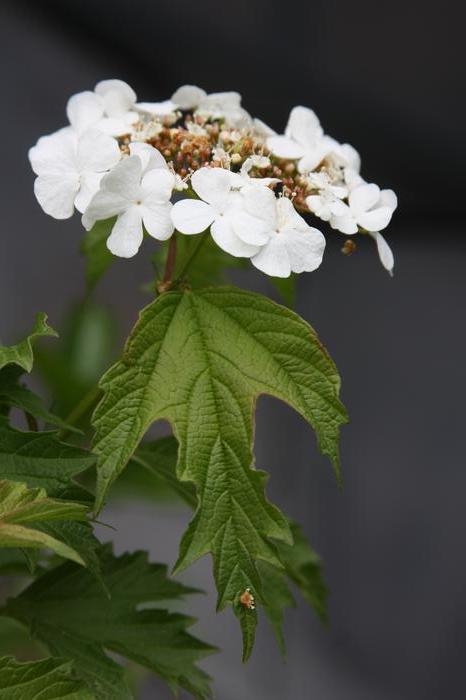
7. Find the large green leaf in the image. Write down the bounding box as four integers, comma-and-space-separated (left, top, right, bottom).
0, 314, 57, 373
92, 287, 347, 654
0, 480, 89, 565
0, 656, 95, 699
6, 549, 214, 700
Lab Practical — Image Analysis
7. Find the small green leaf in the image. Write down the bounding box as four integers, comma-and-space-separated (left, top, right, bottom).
0, 367, 81, 433
0, 421, 94, 500
6, 548, 214, 700
0, 480, 89, 565
0, 314, 57, 373
81, 219, 115, 291
0, 656, 95, 699
92, 287, 347, 657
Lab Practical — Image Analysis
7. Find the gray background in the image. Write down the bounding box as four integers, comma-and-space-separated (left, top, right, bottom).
1, 1, 465, 697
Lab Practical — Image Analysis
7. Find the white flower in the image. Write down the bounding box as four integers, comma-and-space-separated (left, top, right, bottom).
306, 172, 348, 222
171, 167, 268, 258
82, 144, 175, 258
243, 188, 326, 277
135, 99, 177, 117
329, 183, 398, 234
171, 85, 252, 129
29, 127, 121, 219
239, 156, 279, 187
67, 79, 139, 137
369, 231, 395, 276
267, 106, 334, 173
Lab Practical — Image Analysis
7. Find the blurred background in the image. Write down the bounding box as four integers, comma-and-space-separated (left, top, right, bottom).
0, 0, 465, 697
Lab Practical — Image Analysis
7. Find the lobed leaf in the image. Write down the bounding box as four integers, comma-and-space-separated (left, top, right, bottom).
5, 548, 214, 699
92, 287, 347, 655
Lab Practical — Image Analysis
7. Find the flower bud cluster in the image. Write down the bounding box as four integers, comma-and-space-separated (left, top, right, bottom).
29, 80, 397, 277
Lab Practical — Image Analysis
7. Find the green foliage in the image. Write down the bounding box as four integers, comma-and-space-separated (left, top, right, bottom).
0, 420, 94, 501
5, 548, 214, 699
0, 314, 57, 374
0, 656, 95, 699
92, 287, 346, 655
0, 480, 89, 565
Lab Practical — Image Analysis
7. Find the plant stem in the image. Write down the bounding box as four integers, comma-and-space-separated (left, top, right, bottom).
163, 234, 178, 283
25, 412, 38, 432
58, 385, 101, 439
177, 232, 209, 280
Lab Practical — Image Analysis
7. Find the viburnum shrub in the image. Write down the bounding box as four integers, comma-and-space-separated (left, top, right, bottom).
0, 80, 397, 698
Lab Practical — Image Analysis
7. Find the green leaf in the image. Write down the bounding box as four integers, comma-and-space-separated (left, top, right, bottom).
0, 421, 94, 500
81, 219, 115, 291
0, 367, 80, 434
130, 437, 196, 507
92, 287, 347, 655
0, 656, 95, 699
6, 549, 214, 700
0, 314, 57, 373
0, 480, 89, 565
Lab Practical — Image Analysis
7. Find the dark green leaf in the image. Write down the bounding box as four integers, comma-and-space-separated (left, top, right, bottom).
0, 656, 94, 699
6, 549, 214, 699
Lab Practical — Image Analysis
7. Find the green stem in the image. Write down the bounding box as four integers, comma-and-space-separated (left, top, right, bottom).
177, 232, 209, 280
163, 233, 178, 283
58, 385, 101, 439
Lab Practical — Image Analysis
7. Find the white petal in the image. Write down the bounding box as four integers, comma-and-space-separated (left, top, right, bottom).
229, 209, 270, 246
99, 155, 142, 200
358, 207, 394, 232
349, 183, 381, 215
141, 168, 175, 203
211, 218, 260, 258
76, 129, 121, 173
276, 197, 309, 232
107, 207, 143, 258
369, 231, 394, 275
191, 167, 234, 209
34, 174, 79, 219
283, 228, 326, 273
29, 128, 77, 176
74, 171, 104, 213
93, 115, 137, 137
136, 100, 176, 116
95, 79, 136, 116
67, 91, 104, 133
329, 212, 358, 235
142, 202, 174, 241
171, 85, 206, 110
171, 199, 214, 234
241, 185, 277, 229
266, 135, 305, 160
379, 189, 398, 211
82, 190, 129, 230
251, 236, 291, 277
285, 106, 323, 149
130, 142, 168, 173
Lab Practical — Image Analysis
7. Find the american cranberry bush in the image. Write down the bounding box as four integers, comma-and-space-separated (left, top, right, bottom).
0, 80, 397, 698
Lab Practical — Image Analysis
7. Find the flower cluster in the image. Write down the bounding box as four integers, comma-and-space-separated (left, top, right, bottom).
29, 80, 397, 277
